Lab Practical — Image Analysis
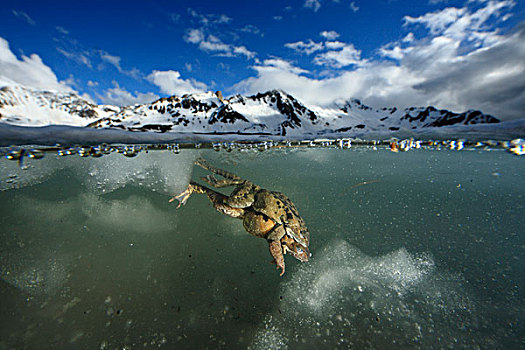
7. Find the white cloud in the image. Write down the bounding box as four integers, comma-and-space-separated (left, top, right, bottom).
0, 37, 74, 92
285, 40, 325, 54
216, 14, 232, 24
233, 59, 317, 97
233, 45, 257, 59
198, 34, 231, 54
99, 51, 142, 79
304, 0, 321, 12
320, 30, 340, 40
234, 58, 358, 105
187, 8, 232, 26
404, 7, 467, 36
100, 52, 121, 69
285, 34, 365, 69
402, 32, 415, 43
185, 28, 205, 44
241, 24, 262, 36
184, 28, 257, 60
314, 43, 365, 68
147, 70, 207, 96
325, 41, 347, 49
233, 1, 525, 120
12, 10, 35, 26
57, 47, 92, 68
56, 26, 69, 35
53, 29, 143, 81
258, 58, 310, 75
98, 82, 158, 106
304, 0, 355, 13
403, 0, 514, 41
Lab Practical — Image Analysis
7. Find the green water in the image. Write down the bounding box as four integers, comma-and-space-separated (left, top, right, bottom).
0, 147, 523, 349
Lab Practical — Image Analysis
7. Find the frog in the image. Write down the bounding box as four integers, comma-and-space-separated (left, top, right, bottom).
170, 158, 311, 276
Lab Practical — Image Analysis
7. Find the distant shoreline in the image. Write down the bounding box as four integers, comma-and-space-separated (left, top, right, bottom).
1, 121, 524, 147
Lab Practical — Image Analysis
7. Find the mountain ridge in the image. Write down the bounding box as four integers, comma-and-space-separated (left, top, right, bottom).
0, 84, 500, 137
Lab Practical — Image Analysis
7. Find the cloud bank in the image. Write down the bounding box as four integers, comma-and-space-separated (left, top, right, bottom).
0, 37, 74, 92
0, 35, 210, 105
235, 1, 525, 120
97, 81, 159, 106
2, 1, 524, 120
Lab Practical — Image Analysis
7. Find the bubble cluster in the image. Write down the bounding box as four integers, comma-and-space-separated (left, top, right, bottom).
249, 239, 478, 349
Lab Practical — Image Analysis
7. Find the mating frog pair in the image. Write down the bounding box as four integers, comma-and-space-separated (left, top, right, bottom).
170, 158, 311, 276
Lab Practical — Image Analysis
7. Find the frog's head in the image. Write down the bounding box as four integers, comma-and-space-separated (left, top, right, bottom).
281, 228, 311, 262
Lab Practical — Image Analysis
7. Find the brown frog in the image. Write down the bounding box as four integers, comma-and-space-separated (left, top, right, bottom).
170, 158, 311, 276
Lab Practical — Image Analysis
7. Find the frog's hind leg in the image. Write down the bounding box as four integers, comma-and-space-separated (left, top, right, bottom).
195, 158, 243, 181
169, 181, 207, 208
201, 174, 244, 188
170, 181, 245, 218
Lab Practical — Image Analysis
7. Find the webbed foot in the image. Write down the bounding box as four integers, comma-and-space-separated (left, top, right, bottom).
169, 184, 194, 208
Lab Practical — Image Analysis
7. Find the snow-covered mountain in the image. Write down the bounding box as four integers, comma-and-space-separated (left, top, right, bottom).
0, 84, 500, 137
0, 85, 111, 126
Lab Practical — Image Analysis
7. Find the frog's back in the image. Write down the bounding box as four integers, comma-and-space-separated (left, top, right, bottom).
253, 190, 310, 245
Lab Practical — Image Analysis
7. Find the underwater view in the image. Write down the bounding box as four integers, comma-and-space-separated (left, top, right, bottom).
0, 143, 523, 349
2, 0, 525, 348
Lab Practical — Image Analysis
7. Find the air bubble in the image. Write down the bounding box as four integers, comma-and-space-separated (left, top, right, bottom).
27, 149, 45, 159
508, 139, 525, 156
122, 146, 139, 158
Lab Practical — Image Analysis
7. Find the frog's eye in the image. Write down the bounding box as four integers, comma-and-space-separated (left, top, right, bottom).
296, 247, 303, 254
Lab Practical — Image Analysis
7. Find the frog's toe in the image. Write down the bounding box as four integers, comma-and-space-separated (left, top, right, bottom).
194, 157, 207, 167
270, 259, 285, 276
169, 185, 193, 208
201, 175, 218, 186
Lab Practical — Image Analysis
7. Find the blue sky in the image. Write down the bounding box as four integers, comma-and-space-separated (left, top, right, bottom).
1, 0, 524, 119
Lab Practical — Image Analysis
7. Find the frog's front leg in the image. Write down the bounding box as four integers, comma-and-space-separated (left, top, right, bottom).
269, 240, 285, 276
